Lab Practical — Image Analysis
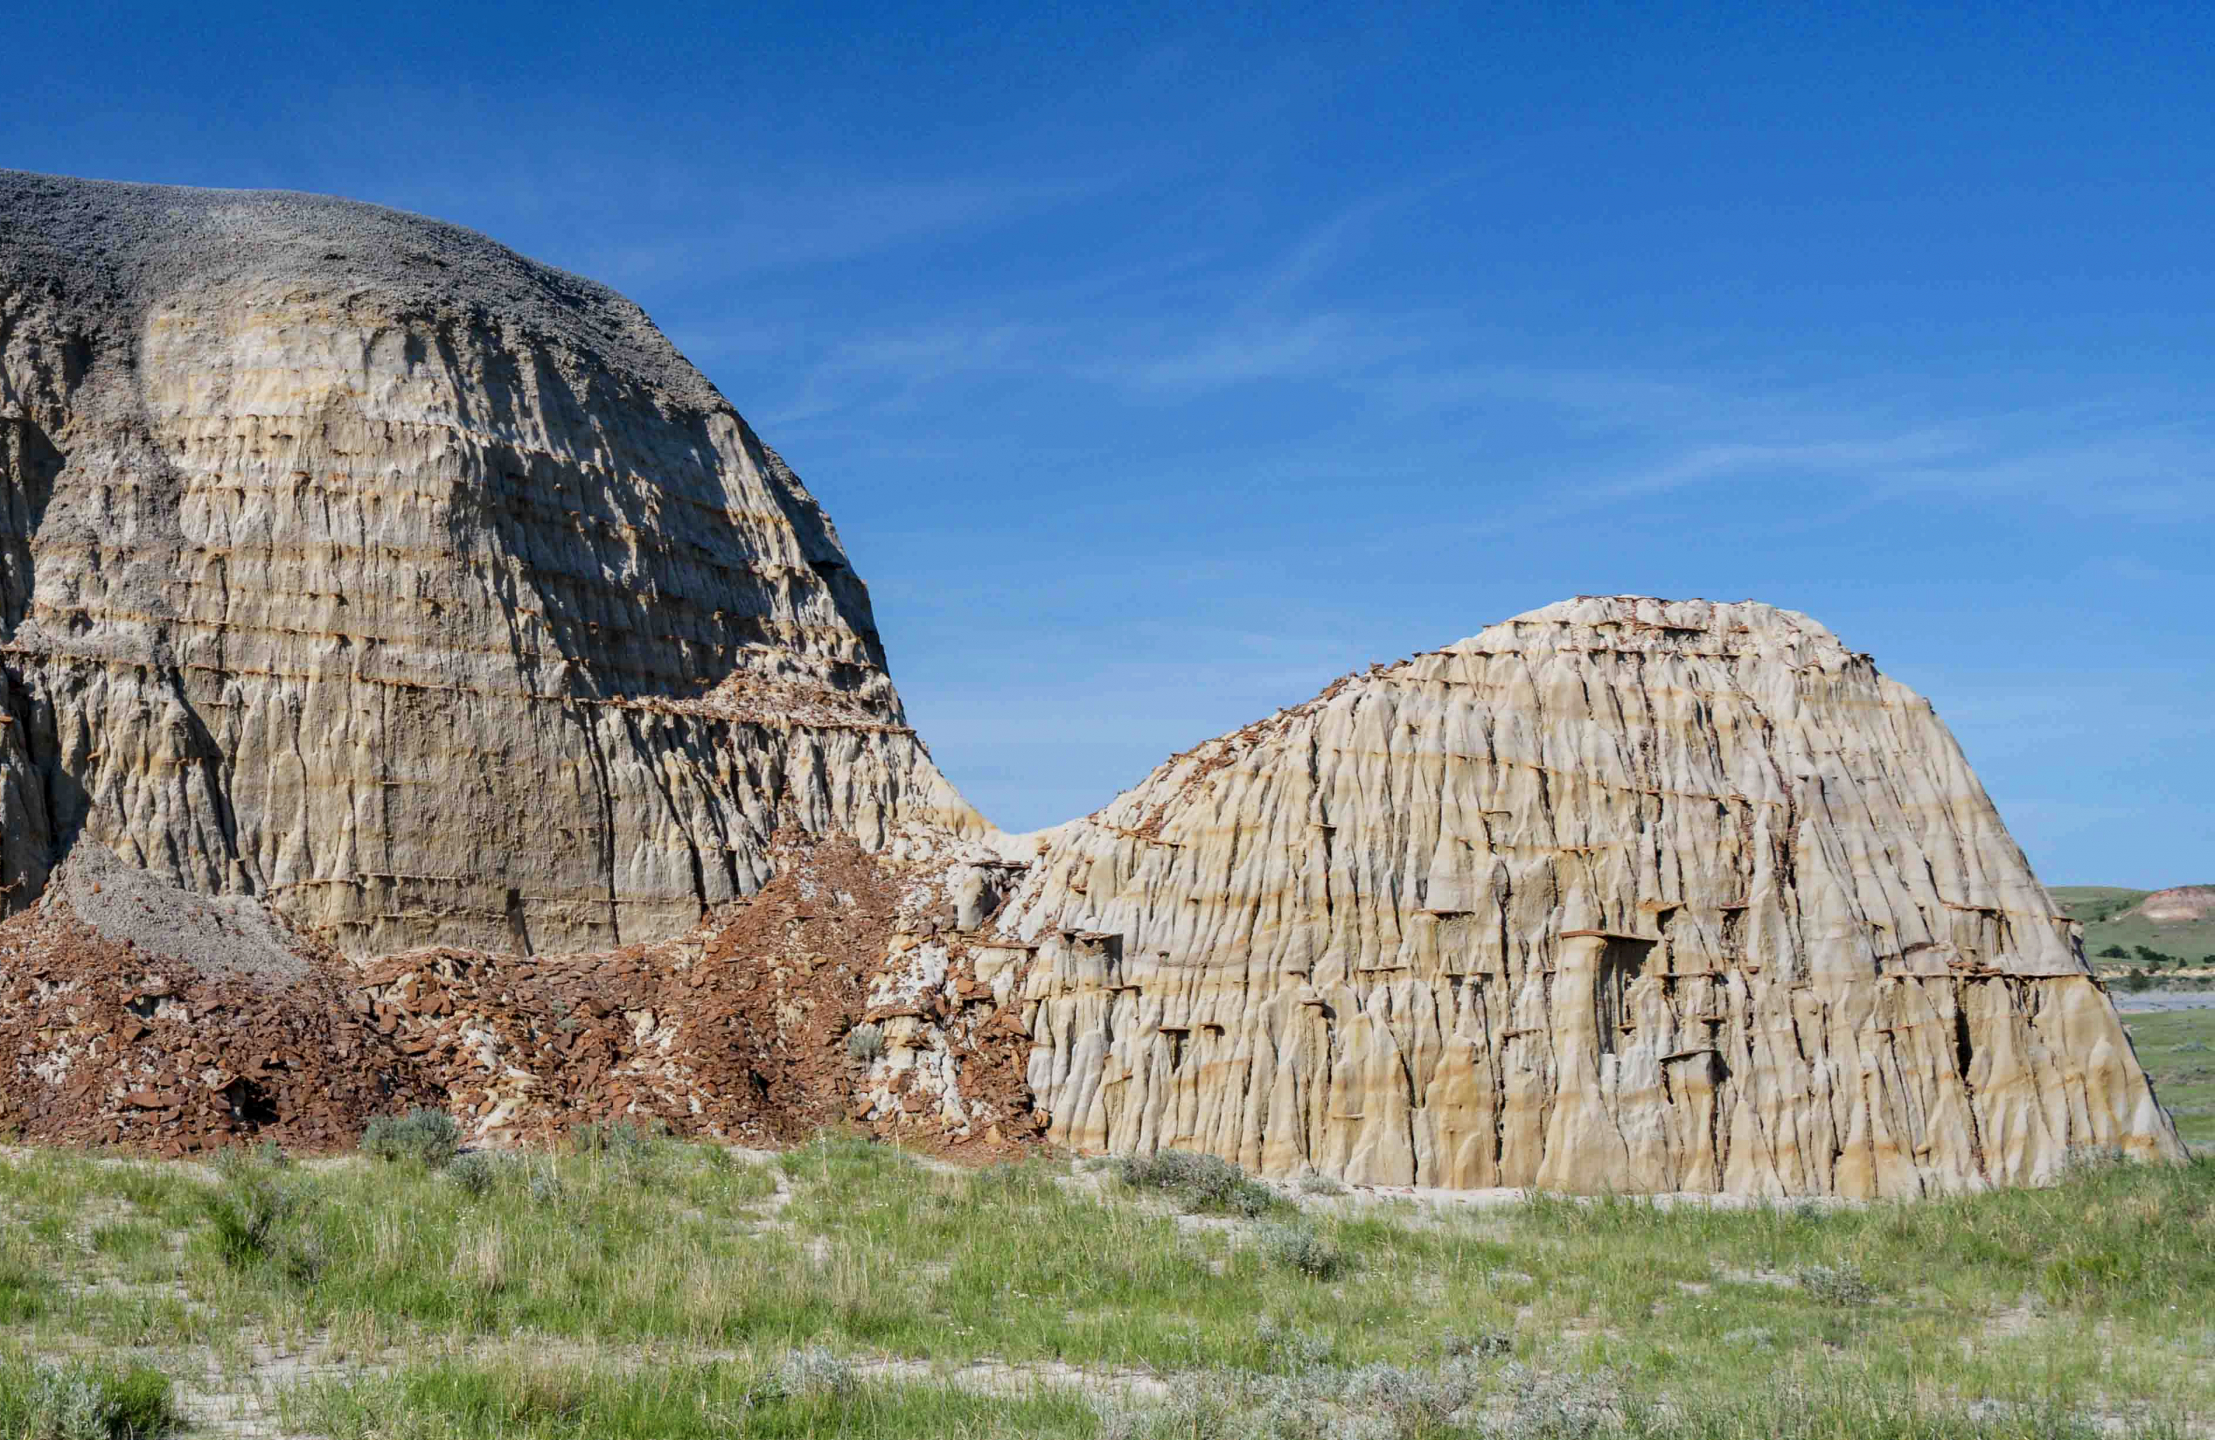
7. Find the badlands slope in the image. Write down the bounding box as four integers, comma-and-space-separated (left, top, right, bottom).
0, 173, 2182, 1193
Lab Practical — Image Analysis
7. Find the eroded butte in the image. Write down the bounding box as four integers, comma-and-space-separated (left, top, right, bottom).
0, 172, 2182, 1194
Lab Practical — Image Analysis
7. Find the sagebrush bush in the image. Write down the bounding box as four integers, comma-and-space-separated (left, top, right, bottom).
1796, 1262, 1875, 1307
1118, 1149, 1282, 1217
1494, 1363, 1624, 1439
198, 1164, 322, 1283
571, 1119, 663, 1164
361, 1108, 460, 1168
0, 1356, 176, 1440
446, 1152, 502, 1198
1295, 1170, 1347, 1197
772, 1346, 856, 1399
1440, 1329, 1513, 1359
1095, 1350, 1486, 1440
1260, 1222, 1349, 1279
845, 1022, 886, 1064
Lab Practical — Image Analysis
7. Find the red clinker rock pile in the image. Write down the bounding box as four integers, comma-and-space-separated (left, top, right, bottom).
0, 833, 1041, 1157
0, 896, 441, 1156
365, 831, 1039, 1150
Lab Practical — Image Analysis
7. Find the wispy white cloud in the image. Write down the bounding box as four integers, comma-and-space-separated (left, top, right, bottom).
1110, 312, 1415, 389
763, 321, 1044, 427
1349, 359, 2215, 525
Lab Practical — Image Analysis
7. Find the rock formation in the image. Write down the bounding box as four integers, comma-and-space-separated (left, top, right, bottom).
0, 832, 1034, 1156
0, 172, 2181, 1195
0, 843, 445, 1153
0, 171, 977, 956
2131, 886, 2215, 926
994, 597, 2183, 1196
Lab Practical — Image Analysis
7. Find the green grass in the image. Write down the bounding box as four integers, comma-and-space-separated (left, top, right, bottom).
279, 1357, 1102, 1440
2124, 1007, 2215, 1152
0, 1351, 177, 1439
2050, 886, 2215, 969
0, 1134, 2212, 1434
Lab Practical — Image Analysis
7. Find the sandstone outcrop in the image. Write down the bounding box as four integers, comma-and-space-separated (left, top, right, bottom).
0, 172, 2181, 1197
2132, 886, 2215, 926
0, 171, 977, 956
994, 597, 2183, 1196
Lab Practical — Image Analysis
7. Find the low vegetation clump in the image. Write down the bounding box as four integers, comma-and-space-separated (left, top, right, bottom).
360, 1107, 461, 1168
1117, 1148, 1284, 1217
279, 1356, 1098, 1440
1794, 1261, 1876, 1307
1260, 1221, 1350, 1279
445, 1151, 504, 1198
198, 1150, 323, 1282
0, 1356, 176, 1440
846, 1021, 887, 1064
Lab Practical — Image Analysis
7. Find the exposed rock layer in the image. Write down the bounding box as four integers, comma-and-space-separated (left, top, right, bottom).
0, 847, 443, 1154
995, 598, 2183, 1196
2133, 887, 2215, 926
0, 835, 1034, 1155
0, 172, 2179, 1197
0, 171, 976, 955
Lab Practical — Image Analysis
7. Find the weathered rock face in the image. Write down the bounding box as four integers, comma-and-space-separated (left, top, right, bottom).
996, 597, 2183, 1196
0, 171, 2179, 1196
0, 171, 978, 954
2133, 886, 2215, 925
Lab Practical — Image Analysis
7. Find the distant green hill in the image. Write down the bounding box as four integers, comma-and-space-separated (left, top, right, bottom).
2050, 885, 2215, 970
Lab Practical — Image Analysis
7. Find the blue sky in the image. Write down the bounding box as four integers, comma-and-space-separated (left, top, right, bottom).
12, 2, 2210, 884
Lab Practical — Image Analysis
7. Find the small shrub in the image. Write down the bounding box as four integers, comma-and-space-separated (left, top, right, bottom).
772, 1346, 856, 1399
571, 1119, 662, 1163
527, 1169, 566, 1207
1341, 1359, 1483, 1430
1098, 1350, 1488, 1440
1296, 1170, 1347, 1197
361, 1108, 460, 1168
1796, 1262, 1875, 1307
0, 1355, 178, 1440
198, 1166, 322, 1283
1119, 1149, 1283, 1217
1256, 1316, 1336, 1371
447, 1152, 501, 1198
1261, 1222, 1349, 1279
845, 1022, 886, 1064
1495, 1363, 1624, 1440
1439, 1329, 1512, 1359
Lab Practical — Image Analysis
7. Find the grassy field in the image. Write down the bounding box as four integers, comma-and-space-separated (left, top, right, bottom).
2052, 886, 2215, 969
1, 1126, 2212, 1438
2128, 1006, 2215, 1153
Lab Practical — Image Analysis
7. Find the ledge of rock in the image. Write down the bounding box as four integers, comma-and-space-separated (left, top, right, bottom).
992, 596, 2183, 1197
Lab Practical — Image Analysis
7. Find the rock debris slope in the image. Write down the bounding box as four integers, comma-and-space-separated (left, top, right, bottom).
0, 171, 978, 955
995, 597, 2182, 1197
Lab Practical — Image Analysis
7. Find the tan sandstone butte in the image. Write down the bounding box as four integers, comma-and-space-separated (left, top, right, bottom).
989, 597, 2184, 1197
0, 171, 978, 955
